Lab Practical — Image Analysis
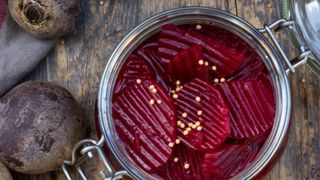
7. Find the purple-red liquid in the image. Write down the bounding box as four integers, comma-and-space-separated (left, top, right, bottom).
110, 24, 276, 179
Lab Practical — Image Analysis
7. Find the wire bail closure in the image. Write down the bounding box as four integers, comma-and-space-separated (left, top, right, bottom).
62, 136, 131, 180
259, 19, 312, 74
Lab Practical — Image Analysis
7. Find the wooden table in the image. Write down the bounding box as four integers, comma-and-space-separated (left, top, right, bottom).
14, 0, 320, 179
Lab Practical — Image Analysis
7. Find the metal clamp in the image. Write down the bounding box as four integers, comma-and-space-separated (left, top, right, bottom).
62, 136, 131, 180
259, 19, 312, 74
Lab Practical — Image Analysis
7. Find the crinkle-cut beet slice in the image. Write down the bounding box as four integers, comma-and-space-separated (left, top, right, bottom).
174, 26, 245, 76
154, 144, 208, 180
136, 41, 172, 91
201, 144, 253, 179
173, 78, 231, 152
229, 54, 264, 80
158, 24, 245, 77
158, 24, 189, 66
258, 73, 274, 96
216, 80, 275, 140
182, 31, 244, 69
112, 80, 176, 171
258, 73, 276, 111
199, 26, 247, 53
197, 25, 255, 57
167, 45, 209, 84
114, 55, 155, 97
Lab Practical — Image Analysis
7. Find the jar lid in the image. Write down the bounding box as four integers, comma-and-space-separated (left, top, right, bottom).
283, 0, 320, 74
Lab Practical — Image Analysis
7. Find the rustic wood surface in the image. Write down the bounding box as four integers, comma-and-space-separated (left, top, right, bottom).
11, 0, 320, 179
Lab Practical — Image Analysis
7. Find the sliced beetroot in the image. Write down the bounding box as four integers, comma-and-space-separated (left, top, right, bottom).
167, 45, 209, 84
183, 31, 245, 77
201, 131, 270, 179
257, 74, 276, 118
258, 73, 274, 92
198, 25, 257, 58
112, 80, 176, 171
158, 24, 189, 66
201, 27, 245, 52
114, 55, 155, 97
216, 80, 275, 140
229, 54, 264, 80
173, 78, 231, 152
155, 144, 207, 180
201, 144, 254, 179
158, 24, 245, 77
136, 41, 171, 91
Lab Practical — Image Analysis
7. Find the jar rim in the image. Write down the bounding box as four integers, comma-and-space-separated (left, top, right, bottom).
98, 6, 292, 180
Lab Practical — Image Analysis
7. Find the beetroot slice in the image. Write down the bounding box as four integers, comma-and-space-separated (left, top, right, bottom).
200, 26, 248, 54
158, 24, 189, 66
136, 41, 171, 91
229, 54, 264, 80
183, 31, 244, 77
155, 144, 208, 180
216, 80, 275, 140
201, 132, 269, 179
158, 24, 245, 77
113, 80, 176, 171
173, 78, 231, 152
258, 73, 274, 97
114, 55, 155, 97
167, 45, 209, 85
201, 144, 254, 179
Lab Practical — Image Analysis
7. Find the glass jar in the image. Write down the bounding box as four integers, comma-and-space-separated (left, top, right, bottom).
62, 4, 319, 179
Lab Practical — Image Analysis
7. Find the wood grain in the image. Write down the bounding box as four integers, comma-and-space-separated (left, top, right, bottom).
13, 0, 320, 179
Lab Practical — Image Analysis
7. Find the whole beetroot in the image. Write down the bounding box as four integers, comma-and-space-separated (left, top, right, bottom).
0, 81, 85, 174
8, 0, 80, 38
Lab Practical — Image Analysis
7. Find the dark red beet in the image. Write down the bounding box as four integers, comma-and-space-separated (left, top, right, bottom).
258, 73, 274, 94
201, 144, 253, 179
201, 27, 244, 51
183, 31, 245, 77
201, 130, 270, 179
0, 0, 7, 29
167, 45, 209, 84
112, 80, 176, 171
136, 41, 172, 91
158, 24, 245, 77
158, 24, 188, 66
114, 55, 155, 97
173, 79, 231, 152
258, 73, 275, 110
216, 80, 275, 140
155, 144, 208, 180
229, 55, 264, 80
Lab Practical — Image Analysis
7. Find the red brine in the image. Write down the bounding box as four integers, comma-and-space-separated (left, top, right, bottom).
112, 24, 275, 179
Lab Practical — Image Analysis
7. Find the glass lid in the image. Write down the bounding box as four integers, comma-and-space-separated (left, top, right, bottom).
283, 0, 320, 74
